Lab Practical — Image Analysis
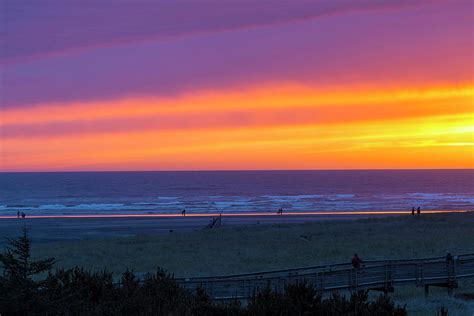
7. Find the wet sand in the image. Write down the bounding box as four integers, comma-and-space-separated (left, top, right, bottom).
0, 210, 469, 244
0, 213, 389, 243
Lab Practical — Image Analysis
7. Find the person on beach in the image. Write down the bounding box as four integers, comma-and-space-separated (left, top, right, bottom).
17, 211, 20, 218
21, 212, 26, 219
417, 207, 421, 216
411, 207, 415, 216
351, 253, 364, 269
181, 209, 186, 216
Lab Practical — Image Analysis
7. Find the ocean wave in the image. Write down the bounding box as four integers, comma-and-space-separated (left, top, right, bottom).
1, 191, 473, 216
71, 203, 126, 210
407, 193, 474, 203
408, 193, 450, 200
262, 194, 323, 200
261, 194, 355, 201
334, 194, 355, 198
212, 201, 254, 209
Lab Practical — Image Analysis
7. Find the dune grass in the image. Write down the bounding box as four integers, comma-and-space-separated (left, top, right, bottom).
32, 213, 474, 276
30, 212, 474, 314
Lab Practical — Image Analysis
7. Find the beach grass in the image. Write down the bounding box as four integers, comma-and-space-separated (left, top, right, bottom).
32, 213, 474, 277
30, 212, 474, 314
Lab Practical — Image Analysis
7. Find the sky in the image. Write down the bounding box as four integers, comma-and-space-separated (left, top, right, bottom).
0, 0, 473, 171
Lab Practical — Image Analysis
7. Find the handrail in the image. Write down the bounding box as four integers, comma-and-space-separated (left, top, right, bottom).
175, 256, 474, 300
175, 253, 474, 282
112, 254, 474, 300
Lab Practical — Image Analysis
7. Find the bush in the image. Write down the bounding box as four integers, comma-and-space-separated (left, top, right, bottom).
247, 283, 406, 316
0, 227, 55, 314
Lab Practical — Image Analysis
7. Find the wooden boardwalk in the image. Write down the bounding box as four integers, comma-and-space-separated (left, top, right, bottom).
177, 254, 474, 300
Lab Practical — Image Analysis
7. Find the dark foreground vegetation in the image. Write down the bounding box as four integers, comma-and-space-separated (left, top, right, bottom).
0, 228, 406, 315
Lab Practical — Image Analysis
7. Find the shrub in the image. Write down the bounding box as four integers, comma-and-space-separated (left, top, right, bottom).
0, 227, 55, 314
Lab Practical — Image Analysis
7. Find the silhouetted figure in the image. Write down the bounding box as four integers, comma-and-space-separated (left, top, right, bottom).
181, 209, 186, 216
417, 207, 421, 216
446, 252, 455, 282
446, 252, 454, 264
17, 211, 20, 218
411, 207, 415, 216
21, 212, 26, 219
351, 253, 364, 269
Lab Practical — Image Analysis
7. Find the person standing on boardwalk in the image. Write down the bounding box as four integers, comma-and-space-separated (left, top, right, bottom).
351, 253, 364, 269
446, 252, 455, 281
446, 252, 454, 264
417, 207, 421, 216
412, 207, 415, 216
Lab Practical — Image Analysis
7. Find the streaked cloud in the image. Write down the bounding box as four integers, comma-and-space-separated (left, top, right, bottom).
1, 83, 472, 138
2, 0, 472, 107
2, 0, 436, 63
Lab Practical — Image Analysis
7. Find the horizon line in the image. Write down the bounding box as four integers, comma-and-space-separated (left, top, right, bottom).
0, 168, 473, 174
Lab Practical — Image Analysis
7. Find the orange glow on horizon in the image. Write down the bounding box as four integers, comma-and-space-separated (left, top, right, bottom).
1, 82, 472, 126
1, 82, 473, 171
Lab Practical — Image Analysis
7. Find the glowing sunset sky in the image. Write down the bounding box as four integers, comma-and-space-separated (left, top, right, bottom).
0, 0, 473, 171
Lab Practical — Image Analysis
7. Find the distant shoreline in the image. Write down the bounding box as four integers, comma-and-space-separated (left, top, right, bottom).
0, 209, 470, 220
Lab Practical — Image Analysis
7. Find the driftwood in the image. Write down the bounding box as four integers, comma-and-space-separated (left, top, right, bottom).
203, 215, 222, 230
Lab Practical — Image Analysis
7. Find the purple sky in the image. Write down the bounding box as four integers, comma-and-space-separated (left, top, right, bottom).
1, 0, 472, 109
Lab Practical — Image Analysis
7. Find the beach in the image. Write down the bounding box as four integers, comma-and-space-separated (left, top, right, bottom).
0, 212, 470, 275
0, 210, 467, 244
1, 211, 473, 314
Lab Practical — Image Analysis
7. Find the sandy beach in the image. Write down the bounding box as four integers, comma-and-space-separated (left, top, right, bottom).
1, 211, 473, 314
0, 210, 468, 244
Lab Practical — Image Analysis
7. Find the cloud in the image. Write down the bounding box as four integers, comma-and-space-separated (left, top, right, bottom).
2, 0, 472, 108
1, 83, 471, 139
1, 0, 437, 63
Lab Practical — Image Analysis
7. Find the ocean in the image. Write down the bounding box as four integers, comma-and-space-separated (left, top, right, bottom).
0, 170, 473, 216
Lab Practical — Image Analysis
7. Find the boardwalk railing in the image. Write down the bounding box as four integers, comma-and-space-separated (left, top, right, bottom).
176, 254, 474, 300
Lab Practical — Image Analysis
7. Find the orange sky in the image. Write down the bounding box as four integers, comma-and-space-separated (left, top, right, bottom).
1, 82, 473, 171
